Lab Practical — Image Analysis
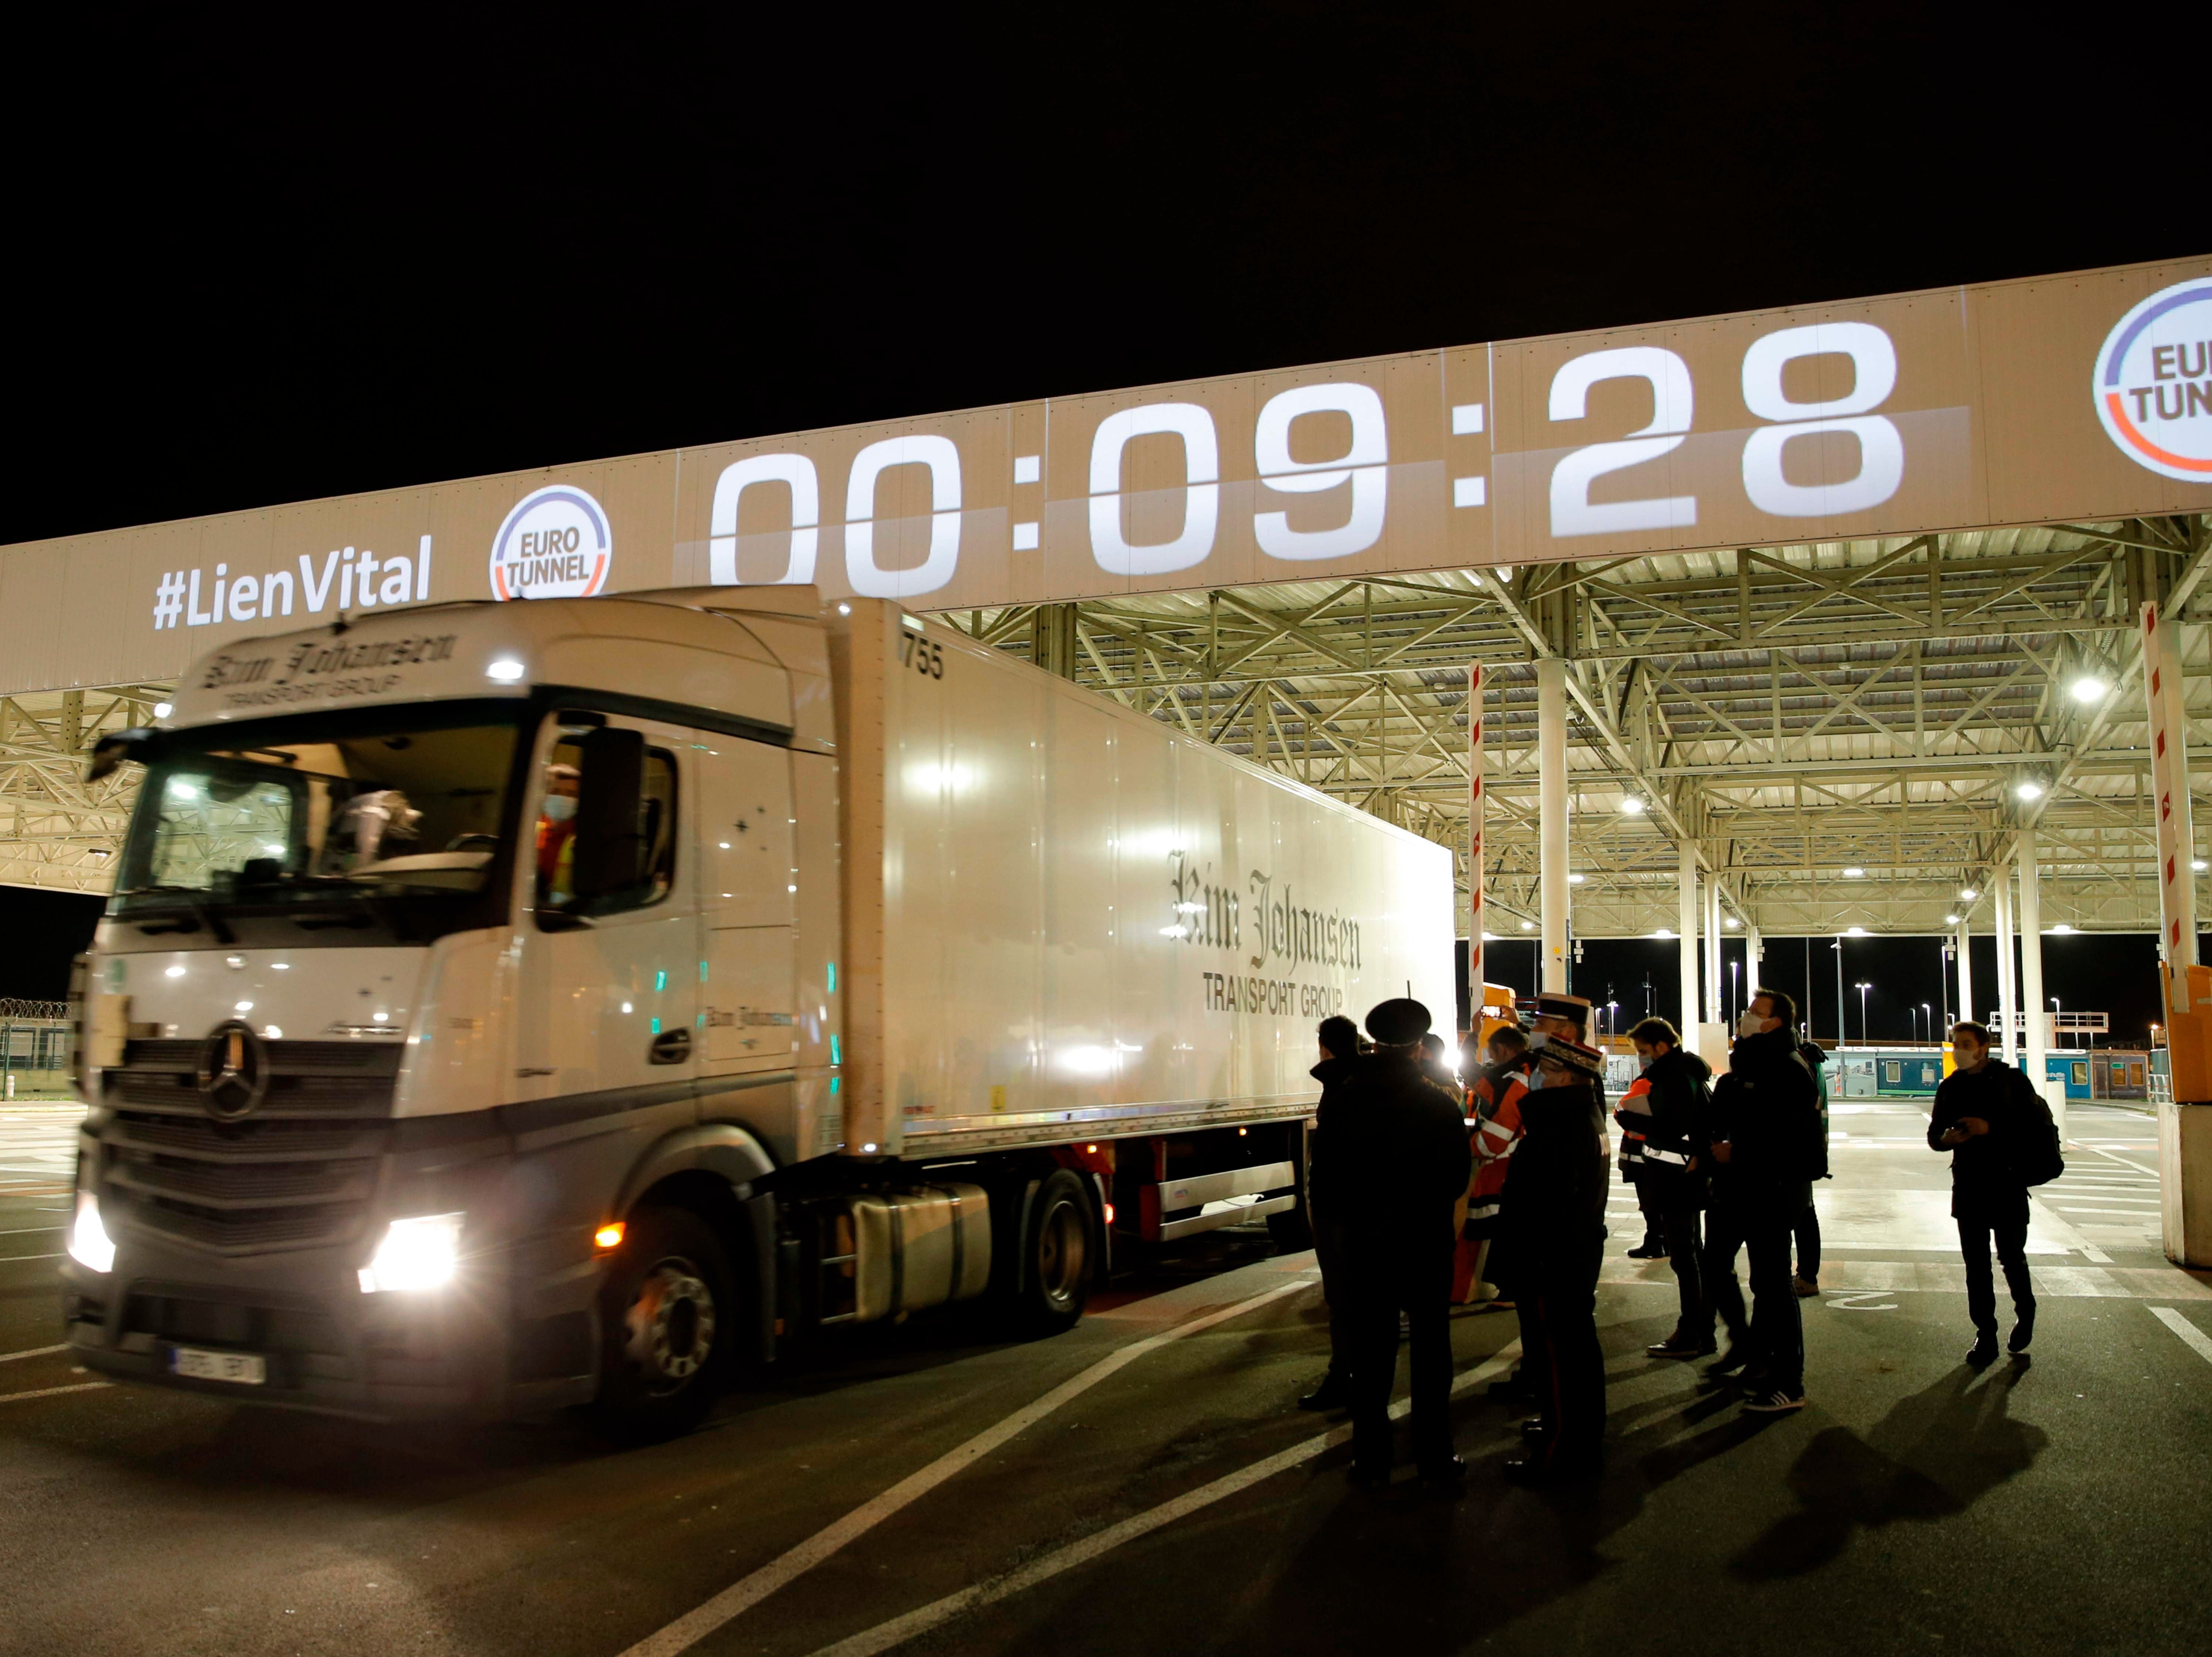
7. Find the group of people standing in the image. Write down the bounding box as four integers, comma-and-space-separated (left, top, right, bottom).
1299, 986, 2060, 1491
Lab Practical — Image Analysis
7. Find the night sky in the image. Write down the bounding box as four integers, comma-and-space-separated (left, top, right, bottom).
0, 11, 2186, 998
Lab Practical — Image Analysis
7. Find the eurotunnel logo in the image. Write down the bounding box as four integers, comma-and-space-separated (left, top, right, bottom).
2095, 277, 2212, 482
489, 485, 613, 600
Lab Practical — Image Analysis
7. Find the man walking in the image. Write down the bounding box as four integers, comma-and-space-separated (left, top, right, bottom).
1620, 1018, 1714, 1359
1929, 1020, 2053, 1364
1502, 1032, 1612, 1482
1299, 1014, 1365, 1412
1704, 988, 1823, 1414
1325, 998, 1472, 1488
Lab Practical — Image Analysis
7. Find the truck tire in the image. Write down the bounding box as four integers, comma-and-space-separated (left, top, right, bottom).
591, 1205, 736, 1442
1011, 1169, 1093, 1337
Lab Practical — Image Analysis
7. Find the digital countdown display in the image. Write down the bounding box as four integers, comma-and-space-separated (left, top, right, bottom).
0, 256, 2206, 696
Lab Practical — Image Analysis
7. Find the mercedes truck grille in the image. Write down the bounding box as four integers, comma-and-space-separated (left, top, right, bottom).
97, 1039, 401, 1256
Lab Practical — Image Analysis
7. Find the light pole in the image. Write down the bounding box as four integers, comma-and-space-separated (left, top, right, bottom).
2051, 996, 2062, 1051
1856, 981, 1872, 1045
1833, 936, 1846, 1045
1728, 958, 1740, 1029
1921, 1002, 1932, 1046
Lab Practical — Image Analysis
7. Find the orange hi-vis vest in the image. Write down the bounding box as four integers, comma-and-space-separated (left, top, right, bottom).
1466, 1061, 1530, 1228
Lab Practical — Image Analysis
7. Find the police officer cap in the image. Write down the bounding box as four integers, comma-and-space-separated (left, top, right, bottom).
1365, 998, 1433, 1045
1539, 1035, 1606, 1078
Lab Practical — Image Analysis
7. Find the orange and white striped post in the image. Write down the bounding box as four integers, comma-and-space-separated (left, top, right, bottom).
2142, 600, 2199, 975
1467, 661, 1484, 1016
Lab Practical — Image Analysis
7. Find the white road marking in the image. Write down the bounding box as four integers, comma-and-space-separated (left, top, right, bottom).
2092, 1147, 2162, 1178
0, 1252, 64, 1264
2149, 1306, 2212, 1367
0, 1344, 66, 1364
806, 1344, 1525, 1657
0, 1381, 107, 1405
616, 1276, 1314, 1657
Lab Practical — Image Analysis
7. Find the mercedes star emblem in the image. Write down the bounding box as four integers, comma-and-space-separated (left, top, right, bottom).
196, 1020, 269, 1119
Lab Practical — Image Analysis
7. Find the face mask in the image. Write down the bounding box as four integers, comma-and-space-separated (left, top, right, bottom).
1525, 1031, 1550, 1053
1636, 1051, 1654, 1072
543, 794, 576, 823
1736, 1010, 1767, 1038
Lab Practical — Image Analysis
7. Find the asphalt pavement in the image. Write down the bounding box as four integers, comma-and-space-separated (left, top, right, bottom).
4, 1098, 2209, 1657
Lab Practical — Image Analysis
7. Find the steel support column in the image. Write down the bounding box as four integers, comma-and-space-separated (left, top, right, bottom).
1536, 658, 1568, 993
1955, 914, 1975, 1039
1994, 868, 2020, 1066
1704, 876, 1723, 1026
2018, 829, 2050, 1106
1678, 840, 1699, 1043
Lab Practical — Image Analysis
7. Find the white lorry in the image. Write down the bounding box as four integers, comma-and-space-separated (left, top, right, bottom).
63, 588, 1452, 1435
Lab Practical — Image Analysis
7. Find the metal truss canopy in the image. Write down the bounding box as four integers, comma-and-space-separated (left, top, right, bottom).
15, 515, 2209, 941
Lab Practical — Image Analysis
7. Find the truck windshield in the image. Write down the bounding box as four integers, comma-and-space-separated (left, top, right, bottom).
113, 705, 523, 917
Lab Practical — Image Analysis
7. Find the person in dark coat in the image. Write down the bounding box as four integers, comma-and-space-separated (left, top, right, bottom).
1928, 1020, 2049, 1364
1704, 988, 1822, 1413
1299, 1014, 1365, 1412
1325, 998, 1473, 1488
1794, 1036, 1831, 1295
1501, 1032, 1612, 1482
1490, 992, 1592, 1406
1621, 1017, 1714, 1358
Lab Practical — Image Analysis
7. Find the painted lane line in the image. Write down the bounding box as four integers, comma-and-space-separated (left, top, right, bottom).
0, 1252, 64, 1264
2149, 1306, 2212, 1367
807, 1344, 1524, 1657
616, 1276, 1314, 1657
0, 1225, 64, 1236
0, 1382, 108, 1405
0, 1344, 67, 1364
2091, 1147, 2161, 1178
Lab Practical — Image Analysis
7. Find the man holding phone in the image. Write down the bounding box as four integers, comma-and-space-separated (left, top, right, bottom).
1929, 1020, 2054, 1366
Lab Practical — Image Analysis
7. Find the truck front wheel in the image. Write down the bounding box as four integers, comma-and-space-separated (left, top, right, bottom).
592, 1205, 736, 1441
1011, 1169, 1094, 1336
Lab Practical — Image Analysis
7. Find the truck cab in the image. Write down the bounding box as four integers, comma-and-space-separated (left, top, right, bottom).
64, 591, 863, 1434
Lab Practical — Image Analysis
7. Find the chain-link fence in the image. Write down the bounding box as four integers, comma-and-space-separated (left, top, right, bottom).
0, 1005, 74, 1099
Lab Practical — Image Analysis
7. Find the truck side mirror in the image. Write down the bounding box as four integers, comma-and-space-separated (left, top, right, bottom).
566, 726, 646, 906
86, 728, 156, 783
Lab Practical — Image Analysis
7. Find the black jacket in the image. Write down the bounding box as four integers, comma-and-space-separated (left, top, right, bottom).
1711, 1026, 1823, 1198
1315, 1051, 1471, 1241
1306, 1054, 1362, 1215
1618, 1047, 1713, 1187
1502, 1077, 1611, 1243
1927, 1059, 2050, 1221
1799, 1040, 1832, 1180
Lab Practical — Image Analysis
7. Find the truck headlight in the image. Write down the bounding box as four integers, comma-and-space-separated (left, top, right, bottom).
68, 1192, 115, 1274
358, 1212, 465, 1293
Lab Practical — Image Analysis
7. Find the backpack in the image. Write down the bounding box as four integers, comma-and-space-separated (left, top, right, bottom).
2007, 1070, 2066, 1188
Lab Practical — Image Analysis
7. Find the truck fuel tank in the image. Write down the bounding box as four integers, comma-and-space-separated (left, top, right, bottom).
820, 1184, 991, 1324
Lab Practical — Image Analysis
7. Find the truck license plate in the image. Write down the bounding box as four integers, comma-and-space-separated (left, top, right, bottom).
171, 1347, 266, 1386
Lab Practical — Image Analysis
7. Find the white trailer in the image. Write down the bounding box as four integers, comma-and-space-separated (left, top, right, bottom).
63, 588, 1451, 1434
